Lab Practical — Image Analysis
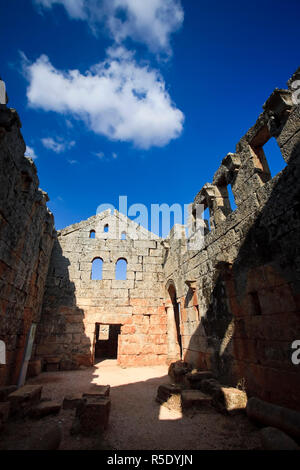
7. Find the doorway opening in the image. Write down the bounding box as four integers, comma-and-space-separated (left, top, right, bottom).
167, 282, 182, 360
94, 323, 121, 363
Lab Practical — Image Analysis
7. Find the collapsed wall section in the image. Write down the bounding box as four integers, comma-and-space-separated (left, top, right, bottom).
163, 73, 300, 410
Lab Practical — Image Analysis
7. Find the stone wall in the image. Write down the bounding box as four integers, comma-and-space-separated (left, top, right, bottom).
35, 210, 168, 369
163, 72, 300, 410
0, 108, 55, 385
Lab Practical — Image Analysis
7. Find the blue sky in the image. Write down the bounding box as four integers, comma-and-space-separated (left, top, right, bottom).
1, 0, 299, 234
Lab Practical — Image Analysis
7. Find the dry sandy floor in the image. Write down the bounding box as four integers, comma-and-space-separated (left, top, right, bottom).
0, 360, 261, 450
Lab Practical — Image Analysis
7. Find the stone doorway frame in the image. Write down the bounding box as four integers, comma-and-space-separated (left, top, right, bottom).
165, 280, 182, 362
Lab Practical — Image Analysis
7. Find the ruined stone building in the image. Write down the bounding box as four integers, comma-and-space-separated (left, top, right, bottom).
0, 69, 299, 412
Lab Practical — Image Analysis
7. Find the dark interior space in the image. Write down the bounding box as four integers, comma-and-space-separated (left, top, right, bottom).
94, 323, 121, 361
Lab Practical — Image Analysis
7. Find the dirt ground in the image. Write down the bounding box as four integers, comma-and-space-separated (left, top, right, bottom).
0, 360, 261, 450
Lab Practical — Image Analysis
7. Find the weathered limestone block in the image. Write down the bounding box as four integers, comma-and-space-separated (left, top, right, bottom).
156, 383, 182, 411
29, 400, 61, 419
168, 361, 192, 384
63, 393, 85, 410
83, 385, 110, 398
45, 356, 60, 372
213, 387, 247, 415
259, 427, 300, 450
76, 396, 111, 435
181, 390, 212, 410
8, 385, 42, 416
247, 397, 300, 440
185, 370, 214, 389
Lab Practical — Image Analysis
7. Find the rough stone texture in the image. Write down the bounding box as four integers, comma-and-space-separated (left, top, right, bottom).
0, 111, 55, 386
186, 370, 214, 389
247, 397, 300, 440
163, 75, 300, 411
8, 384, 42, 416
181, 390, 212, 409
29, 400, 61, 419
35, 210, 167, 368
156, 383, 182, 411
213, 387, 247, 415
259, 427, 300, 450
83, 385, 110, 398
168, 360, 192, 384
0, 72, 299, 414
63, 393, 84, 410
76, 396, 111, 435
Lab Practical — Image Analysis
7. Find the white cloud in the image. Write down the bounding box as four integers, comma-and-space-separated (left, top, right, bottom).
25, 145, 38, 160
25, 50, 184, 149
68, 159, 78, 164
34, 0, 184, 55
112, 152, 117, 159
41, 136, 76, 153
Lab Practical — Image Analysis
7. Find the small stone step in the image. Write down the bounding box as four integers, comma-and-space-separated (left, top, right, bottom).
63, 393, 84, 410
181, 390, 212, 410
83, 385, 110, 398
76, 397, 111, 435
201, 378, 221, 396
29, 401, 61, 419
156, 384, 182, 411
186, 371, 214, 389
8, 385, 43, 416
213, 387, 247, 415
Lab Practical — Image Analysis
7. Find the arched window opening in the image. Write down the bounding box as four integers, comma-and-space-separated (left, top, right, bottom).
90, 230, 95, 239
263, 137, 286, 178
115, 258, 127, 280
104, 224, 109, 233
91, 258, 103, 280
227, 185, 237, 211
203, 207, 211, 232
121, 232, 126, 240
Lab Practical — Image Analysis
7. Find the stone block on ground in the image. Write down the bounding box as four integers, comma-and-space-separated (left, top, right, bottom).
63, 393, 85, 410
185, 370, 214, 389
156, 383, 182, 411
29, 401, 61, 419
76, 397, 111, 435
181, 390, 212, 410
83, 385, 110, 398
259, 427, 300, 450
0, 385, 17, 402
213, 387, 248, 415
168, 361, 192, 384
8, 385, 43, 416
0, 402, 10, 422
45, 357, 60, 372
27, 360, 42, 378
201, 378, 222, 396
247, 397, 300, 440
